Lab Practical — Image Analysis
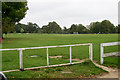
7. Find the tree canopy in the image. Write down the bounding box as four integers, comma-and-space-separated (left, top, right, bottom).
42, 21, 62, 34
2, 2, 28, 36
69, 24, 88, 34
9, 20, 118, 34
13, 22, 41, 33
88, 20, 116, 34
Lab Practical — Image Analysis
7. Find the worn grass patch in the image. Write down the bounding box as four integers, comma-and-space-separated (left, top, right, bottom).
4, 60, 107, 78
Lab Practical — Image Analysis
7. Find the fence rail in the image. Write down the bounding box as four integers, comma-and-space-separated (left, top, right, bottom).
1, 43, 93, 72
100, 42, 120, 64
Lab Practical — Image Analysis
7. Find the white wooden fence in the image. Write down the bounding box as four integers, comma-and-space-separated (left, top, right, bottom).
100, 42, 120, 64
0, 43, 93, 72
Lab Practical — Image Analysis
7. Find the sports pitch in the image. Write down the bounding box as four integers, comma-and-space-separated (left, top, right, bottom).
1, 33, 119, 78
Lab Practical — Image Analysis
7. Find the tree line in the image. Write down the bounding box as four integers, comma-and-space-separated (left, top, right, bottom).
11, 20, 119, 34
1, 2, 120, 39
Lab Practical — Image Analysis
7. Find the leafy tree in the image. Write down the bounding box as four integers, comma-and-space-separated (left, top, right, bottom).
48, 21, 62, 33
69, 24, 88, 34
14, 23, 22, 33
89, 22, 101, 33
88, 20, 116, 34
42, 25, 48, 33
63, 26, 69, 34
69, 24, 77, 34
42, 21, 62, 34
116, 24, 120, 33
14, 22, 41, 33
20, 28, 24, 33
101, 20, 115, 33
2, 2, 28, 38
77, 24, 88, 33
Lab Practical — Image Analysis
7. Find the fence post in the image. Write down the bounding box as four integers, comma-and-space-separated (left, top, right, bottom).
101, 44, 104, 64
19, 50, 24, 71
89, 44, 93, 61
47, 48, 49, 66
70, 46, 72, 63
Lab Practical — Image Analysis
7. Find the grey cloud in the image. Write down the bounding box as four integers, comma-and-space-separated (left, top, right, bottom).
20, 0, 119, 28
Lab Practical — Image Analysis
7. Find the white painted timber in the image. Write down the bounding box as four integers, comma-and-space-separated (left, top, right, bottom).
70, 46, 72, 63
47, 48, 49, 66
100, 44, 104, 64
103, 52, 120, 57
100, 42, 120, 64
102, 42, 120, 46
1, 43, 92, 72
0, 43, 91, 51
89, 43, 93, 61
19, 50, 23, 69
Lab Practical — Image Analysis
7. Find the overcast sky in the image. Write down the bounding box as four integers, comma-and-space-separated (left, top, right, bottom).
20, 0, 119, 28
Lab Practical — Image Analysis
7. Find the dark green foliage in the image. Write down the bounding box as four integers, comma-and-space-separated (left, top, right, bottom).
69, 24, 77, 33
13, 22, 41, 33
101, 20, 115, 33
69, 24, 88, 34
115, 24, 120, 33
63, 26, 69, 34
88, 20, 116, 34
42, 21, 62, 34
2, 2, 28, 36
77, 24, 89, 33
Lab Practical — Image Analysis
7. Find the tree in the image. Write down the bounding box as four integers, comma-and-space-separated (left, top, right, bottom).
14, 22, 41, 33
63, 26, 69, 34
77, 24, 88, 33
116, 24, 120, 33
101, 20, 115, 33
42, 25, 48, 33
89, 22, 101, 33
42, 21, 62, 34
69, 24, 77, 34
69, 24, 88, 34
2, 2, 28, 38
88, 20, 116, 34
14, 23, 22, 33
20, 28, 24, 33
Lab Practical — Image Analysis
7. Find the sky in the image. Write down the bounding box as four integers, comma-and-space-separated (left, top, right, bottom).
20, 0, 119, 28
118, 1, 120, 24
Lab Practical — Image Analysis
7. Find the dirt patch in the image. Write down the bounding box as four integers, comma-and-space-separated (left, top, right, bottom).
49, 56, 62, 58
61, 71, 72, 74
71, 59, 81, 61
30, 55, 38, 57
98, 70, 119, 78
93, 61, 119, 78
66, 58, 89, 62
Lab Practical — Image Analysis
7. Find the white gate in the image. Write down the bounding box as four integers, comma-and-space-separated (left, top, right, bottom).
0, 43, 93, 72
100, 42, 120, 64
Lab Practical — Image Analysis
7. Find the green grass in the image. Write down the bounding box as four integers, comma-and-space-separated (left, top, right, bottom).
5, 60, 107, 78
1, 33, 119, 78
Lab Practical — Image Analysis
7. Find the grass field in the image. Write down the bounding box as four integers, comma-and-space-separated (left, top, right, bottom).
1, 33, 119, 78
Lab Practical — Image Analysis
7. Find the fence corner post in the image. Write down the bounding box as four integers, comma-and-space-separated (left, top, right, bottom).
70, 46, 72, 63
47, 48, 49, 66
19, 49, 24, 71
89, 43, 93, 61
100, 44, 104, 64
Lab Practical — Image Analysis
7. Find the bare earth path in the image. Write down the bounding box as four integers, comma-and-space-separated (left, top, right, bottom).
93, 61, 119, 78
